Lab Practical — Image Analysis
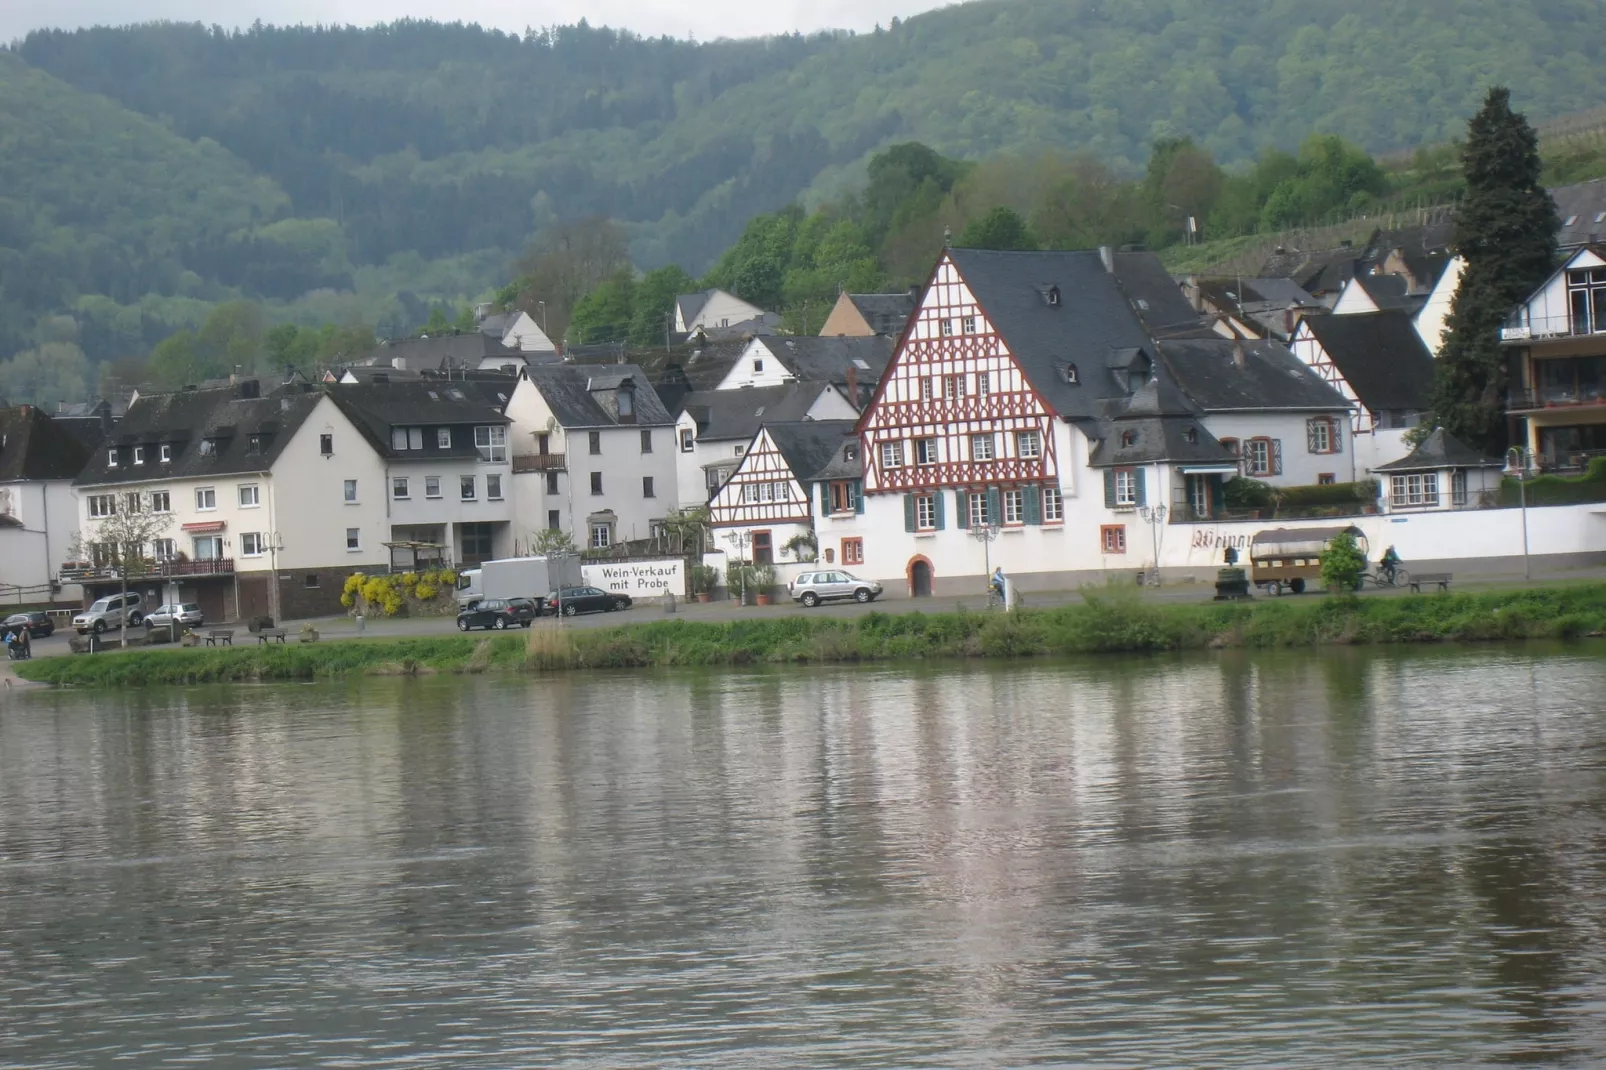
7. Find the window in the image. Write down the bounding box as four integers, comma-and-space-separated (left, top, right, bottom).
1307, 417, 1341, 454
240, 532, 264, 557
1016, 431, 1042, 459
1566, 267, 1606, 334
1003, 488, 1024, 524
590, 472, 603, 495
962, 315, 977, 334
828, 481, 860, 514
921, 377, 935, 401
247, 434, 263, 455
1219, 437, 1240, 465
107, 448, 118, 468
160, 444, 173, 464
970, 434, 995, 461
304, 574, 320, 589
643, 476, 656, 499
343, 479, 358, 503
1113, 469, 1138, 507
1318, 473, 1336, 486
88, 494, 116, 518
123, 492, 141, 515
460, 476, 477, 501
459, 523, 494, 563
1120, 430, 1137, 448
392, 477, 410, 500
1042, 487, 1064, 522
751, 531, 773, 565
474, 425, 507, 462
590, 523, 612, 549
195, 487, 216, 511
133, 446, 145, 466
880, 441, 904, 469
391, 427, 423, 451
547, 509, 561, 531
1452, 469, 1468, 506
238, 484, 260, 508
915, 438, 939, 465
640, 429, 654, 454
753, 358, 764, 372
589, 431, 602, 456
915, 494, 938, 531
977, 372, 991, 396
198, 439, 216, 458
1101, 525, 1127, 554
151, 492, 171, 513
967, 491, 991, 528
422, 476, 440, 499
346, 528, 361, 551
680, 428, 695, 452
545, 471, 560, 495
320, 434, 333, 456
939, 319, 954, 337
1391, 473, 1440, 507
1245, 437, 1280, 476
487, 474, 503, 501
152, 538, 175, 561
944, 374, 965, 399
842, 538, 864, 565
193, 536, 223, 560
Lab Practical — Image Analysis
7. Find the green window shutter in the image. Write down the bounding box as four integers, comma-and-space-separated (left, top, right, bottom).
934, 491, 946, 530
1134, 469, 1147, 507
903, 494, 915, 532
819, 482, 830, 517
986, 487, 1000, 525
956, 489, 970, 529
1103, 470, 1117, 508
1024, 485, 1041, 525
853, 480, 864, 514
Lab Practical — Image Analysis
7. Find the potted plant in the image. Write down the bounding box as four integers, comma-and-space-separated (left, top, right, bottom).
751, 564, 776, 606
299, 622, 320, 643
689, 564, 719, 603
181, 627, 199, 647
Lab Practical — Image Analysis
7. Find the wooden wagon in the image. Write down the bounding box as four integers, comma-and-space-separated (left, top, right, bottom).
1248, 525, 1368, 596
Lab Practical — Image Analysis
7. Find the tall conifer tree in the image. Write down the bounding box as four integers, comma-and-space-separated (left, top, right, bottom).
1431, 87, 1558, 453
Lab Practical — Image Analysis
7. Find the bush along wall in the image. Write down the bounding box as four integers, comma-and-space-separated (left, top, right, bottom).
340, 569, 460, 617
1501, 456, 1606, 506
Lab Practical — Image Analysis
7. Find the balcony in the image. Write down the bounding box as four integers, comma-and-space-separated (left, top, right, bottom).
1502, 315, 1606, 344
60, 558, 235, 582
1508, 386, 1606, 412
512, 452, 566, 473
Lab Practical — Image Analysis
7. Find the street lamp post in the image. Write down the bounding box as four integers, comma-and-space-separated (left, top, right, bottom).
969, 519, 1002, 606
1504, 446, 1535, 583
266, 529, 285, 623
1138, 504, 1168, 586
723, 531, 752, 604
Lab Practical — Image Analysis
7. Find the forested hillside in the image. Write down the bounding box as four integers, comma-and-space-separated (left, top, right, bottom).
7, 0, 1606, 402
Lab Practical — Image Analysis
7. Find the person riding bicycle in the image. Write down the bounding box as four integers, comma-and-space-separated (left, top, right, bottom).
1379, 545, 1402, 584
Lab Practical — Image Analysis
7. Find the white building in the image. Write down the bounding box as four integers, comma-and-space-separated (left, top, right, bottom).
1373, 428, 1503, 513
712, 336, 893, 407
0, 405, 98, 607
673, 381, 858, 507
477, 308, 557, 355
674, 288, 774, 334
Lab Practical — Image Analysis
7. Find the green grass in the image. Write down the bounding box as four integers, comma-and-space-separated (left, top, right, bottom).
18, 584, 1606, 688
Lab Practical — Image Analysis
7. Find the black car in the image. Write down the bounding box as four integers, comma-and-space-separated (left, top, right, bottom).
3, 611, 54, 639
546, 586, 632, 616
456, 597, 541, 631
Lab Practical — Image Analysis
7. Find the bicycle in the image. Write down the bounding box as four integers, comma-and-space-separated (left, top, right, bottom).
1368, 565, 1412, 589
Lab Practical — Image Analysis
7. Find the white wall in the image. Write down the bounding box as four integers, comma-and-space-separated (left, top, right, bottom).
0, 480, 81, 603
268, 396, 390, 571
1414, 256, 1462, 355
499, 311, 556, 353
711, 339, 788, 389
1352, 427, 1413, 479
1331, 279, 1379, 315
571, 425, 679, 545
674, 386, 858, 508
1512, 249, 1603, 337
1200, 413, 1356, 485
681, 290, 764, 332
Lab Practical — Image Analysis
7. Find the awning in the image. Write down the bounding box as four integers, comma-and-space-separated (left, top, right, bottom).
1178, 465, 1242, 475
181, 521, 226, 533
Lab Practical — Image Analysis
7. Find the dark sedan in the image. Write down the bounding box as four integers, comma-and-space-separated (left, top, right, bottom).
3, 611, 55, 639
546, 586, 632, 617
456, 597, 541, 631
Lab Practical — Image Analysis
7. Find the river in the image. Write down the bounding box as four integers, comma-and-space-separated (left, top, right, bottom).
2, 647, 1605, 1067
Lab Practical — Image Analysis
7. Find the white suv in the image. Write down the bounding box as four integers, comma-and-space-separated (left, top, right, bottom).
789, 571, 882, 607
73, 592, 145, 634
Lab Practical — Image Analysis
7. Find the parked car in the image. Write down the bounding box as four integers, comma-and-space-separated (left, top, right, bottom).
2, 611, 54, 638
72, 592, 144, 634
789, 570, 883, 607
546, 586, 632, 616
456, 597, 542, 631
144, 603, 205, 630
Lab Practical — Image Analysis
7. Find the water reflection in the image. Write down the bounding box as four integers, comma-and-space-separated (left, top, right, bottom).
2, 646, 1605, 1066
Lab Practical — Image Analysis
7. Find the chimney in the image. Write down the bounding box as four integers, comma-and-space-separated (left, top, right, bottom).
1232, 340, 1247, 369
845, 364, 859, 404
1098, 245, 1115, 274
1284, 308, 1294, 336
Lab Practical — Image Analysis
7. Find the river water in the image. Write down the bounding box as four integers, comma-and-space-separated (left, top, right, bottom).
2, 647, 1605, 1067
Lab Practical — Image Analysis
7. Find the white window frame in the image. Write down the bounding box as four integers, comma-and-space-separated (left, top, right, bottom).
475, 425, 507, 463
392, 476, 410, 500
680, 428, 695, 453
343, 479, 358, 504
425, 476, 441, 499
915, 494, 937, 531
1451, 469, 1468, 506
1114, 469, 1137, 507
880, 440, 904, 469
88, 494, 116, 518
461, 475, 477, 501
970, 434, 995, 461
152, 538, 175, 561
195, 487, 217, 511
487, 474, 503, 501
240, 532, 264, 557
967, 492, 990, 528
976, 371, 991, 396
915, 438, 938, 466
346, 527, 362, 552
107, 448, 118, 468
159, 444, 172, 464
238, 484, 260, 508
1017, 430, 1042, 459
437, 427, 452, 450
150, 491, 171, 514
1391, 472, 1439, 508
1002, 489, 1024, 525
589, 523, 613, 549
1042, 487, 1064, 523
961, 315, 977, 334
944, 373, 965, 399
1307, 418, 1332, 455
1245, 438, 1271, 476
133, 446, 145, 466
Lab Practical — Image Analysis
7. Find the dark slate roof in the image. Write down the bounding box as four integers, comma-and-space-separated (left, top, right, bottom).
1363, 221, 1454, 266
759, 336, 894, 389
1258, 243, 1363, 295
353, 332, 518, 371
0, 406, 94, 482
844, 293, 917, 337
676, 289, 714, 326
75, 384, 324, 487
682, 382, 838, 443
1087, 415, 1237, 468
1551, 179, 1606, 250
1351, 273, 1424, 313
1299, 311, 1435, 413
523, 364, 674, 429
1157, 338, 1351, 412
637, 338, 755, 414
329, 382, 509, 461
1111, 252, 1205, 336
1374, 428, 1502, 471
764, 421, 860, 482
944, 248, 1164, 423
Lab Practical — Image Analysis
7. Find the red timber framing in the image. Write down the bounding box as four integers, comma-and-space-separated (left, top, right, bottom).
856, 254, 1058, 497
708, 428, 812, 528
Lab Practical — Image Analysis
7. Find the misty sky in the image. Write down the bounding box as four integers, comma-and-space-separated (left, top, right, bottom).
3, 0, 952, 45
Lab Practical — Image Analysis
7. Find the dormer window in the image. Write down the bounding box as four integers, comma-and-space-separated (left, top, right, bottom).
246, 434, 263, 455
107, 448, 118, 468
1120, 430, 1137, 447
199, 438, 217, 457
1063, 363, 1078, 384
1184, 427, 1199, 444
1047, 286, 1061, 307
133, 446, 145, 466
618, 387, 634, 417
160, 444, 172, 463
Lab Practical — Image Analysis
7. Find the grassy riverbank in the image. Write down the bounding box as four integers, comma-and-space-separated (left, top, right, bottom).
16, 583, 1606, 688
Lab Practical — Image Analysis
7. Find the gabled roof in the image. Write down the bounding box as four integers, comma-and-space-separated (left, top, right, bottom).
1374, 428, 1502, 471
1259, 244, 1361, 294
843, 293, 917, 337
1157, 338, 1351, 412
351, 332, 518, 372
522, 364, 674, 429
676, 289, 714, 326
1111, 252, 1205, 336
1552, 179, 1606, 250
0, 406, 94, 482
757, 336, 894, 389
1298, 311, 1435, 413
1350, 273, 1424, 313
682, 381, 839, 442
328, 381, 510, 460
74, 384, 325, 487
943, 248, 1161, 422
764, 421, 860, 482
1087, 414, 1236, 468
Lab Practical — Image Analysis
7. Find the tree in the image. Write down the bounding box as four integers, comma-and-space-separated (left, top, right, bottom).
629, 265, 697, 345
83, 491, 173, 647
0, 342, 90, 407
512, 216, 631, 345
1432, 87, 1558, 454
957, 206, 1037, 250
567, 270, 635, 344
1319, 529, 1366, 593
531, 527, 578, 555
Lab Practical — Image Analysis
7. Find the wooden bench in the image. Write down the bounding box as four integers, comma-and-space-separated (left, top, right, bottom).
255, 629, 288, 644
1409, 573, 1453, 593
205, 629, 234, 646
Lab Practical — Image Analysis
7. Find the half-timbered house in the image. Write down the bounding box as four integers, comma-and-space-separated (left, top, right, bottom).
707, 420, 859, 576
673, 381, 858, 507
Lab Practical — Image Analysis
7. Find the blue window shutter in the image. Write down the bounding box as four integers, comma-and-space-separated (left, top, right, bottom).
903, 494, 915, 532
1024, 485, 1041, 525
986, 487, 1000, 525
1103, 470, 1116, 508
853, 480, 864, 514
955, 489, 970, 529
934, 492, 946, 530
1135, 469, 1147, 507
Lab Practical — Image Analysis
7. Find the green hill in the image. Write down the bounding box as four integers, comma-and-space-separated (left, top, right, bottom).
7, 0, 1606, 380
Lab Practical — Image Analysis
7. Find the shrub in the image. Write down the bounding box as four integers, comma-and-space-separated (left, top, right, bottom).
1224, 477, 1275, 509
1319, 530, 1367, 591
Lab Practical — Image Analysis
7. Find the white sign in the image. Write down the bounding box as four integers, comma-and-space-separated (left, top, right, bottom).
582, 559, 685, 599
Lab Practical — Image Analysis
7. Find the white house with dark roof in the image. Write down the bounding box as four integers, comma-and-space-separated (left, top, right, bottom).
1374, 428, 1503, 513
476, 308, 557, 355
712, 336, 894, 407
673, 381, 858, 507
674, 288, 770, 334
0, 405, 97, 606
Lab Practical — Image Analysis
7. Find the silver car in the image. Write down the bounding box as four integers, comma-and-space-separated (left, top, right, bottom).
72, 592, 145, 634
789, 570, 882, 607
145, 603, 205, 630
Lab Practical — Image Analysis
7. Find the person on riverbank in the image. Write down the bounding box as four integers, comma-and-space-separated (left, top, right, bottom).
990, 567, 1007, 605
1380, 545, 1402, 584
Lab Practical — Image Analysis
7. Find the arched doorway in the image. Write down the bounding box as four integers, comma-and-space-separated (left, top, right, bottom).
908, 557, 933, 598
